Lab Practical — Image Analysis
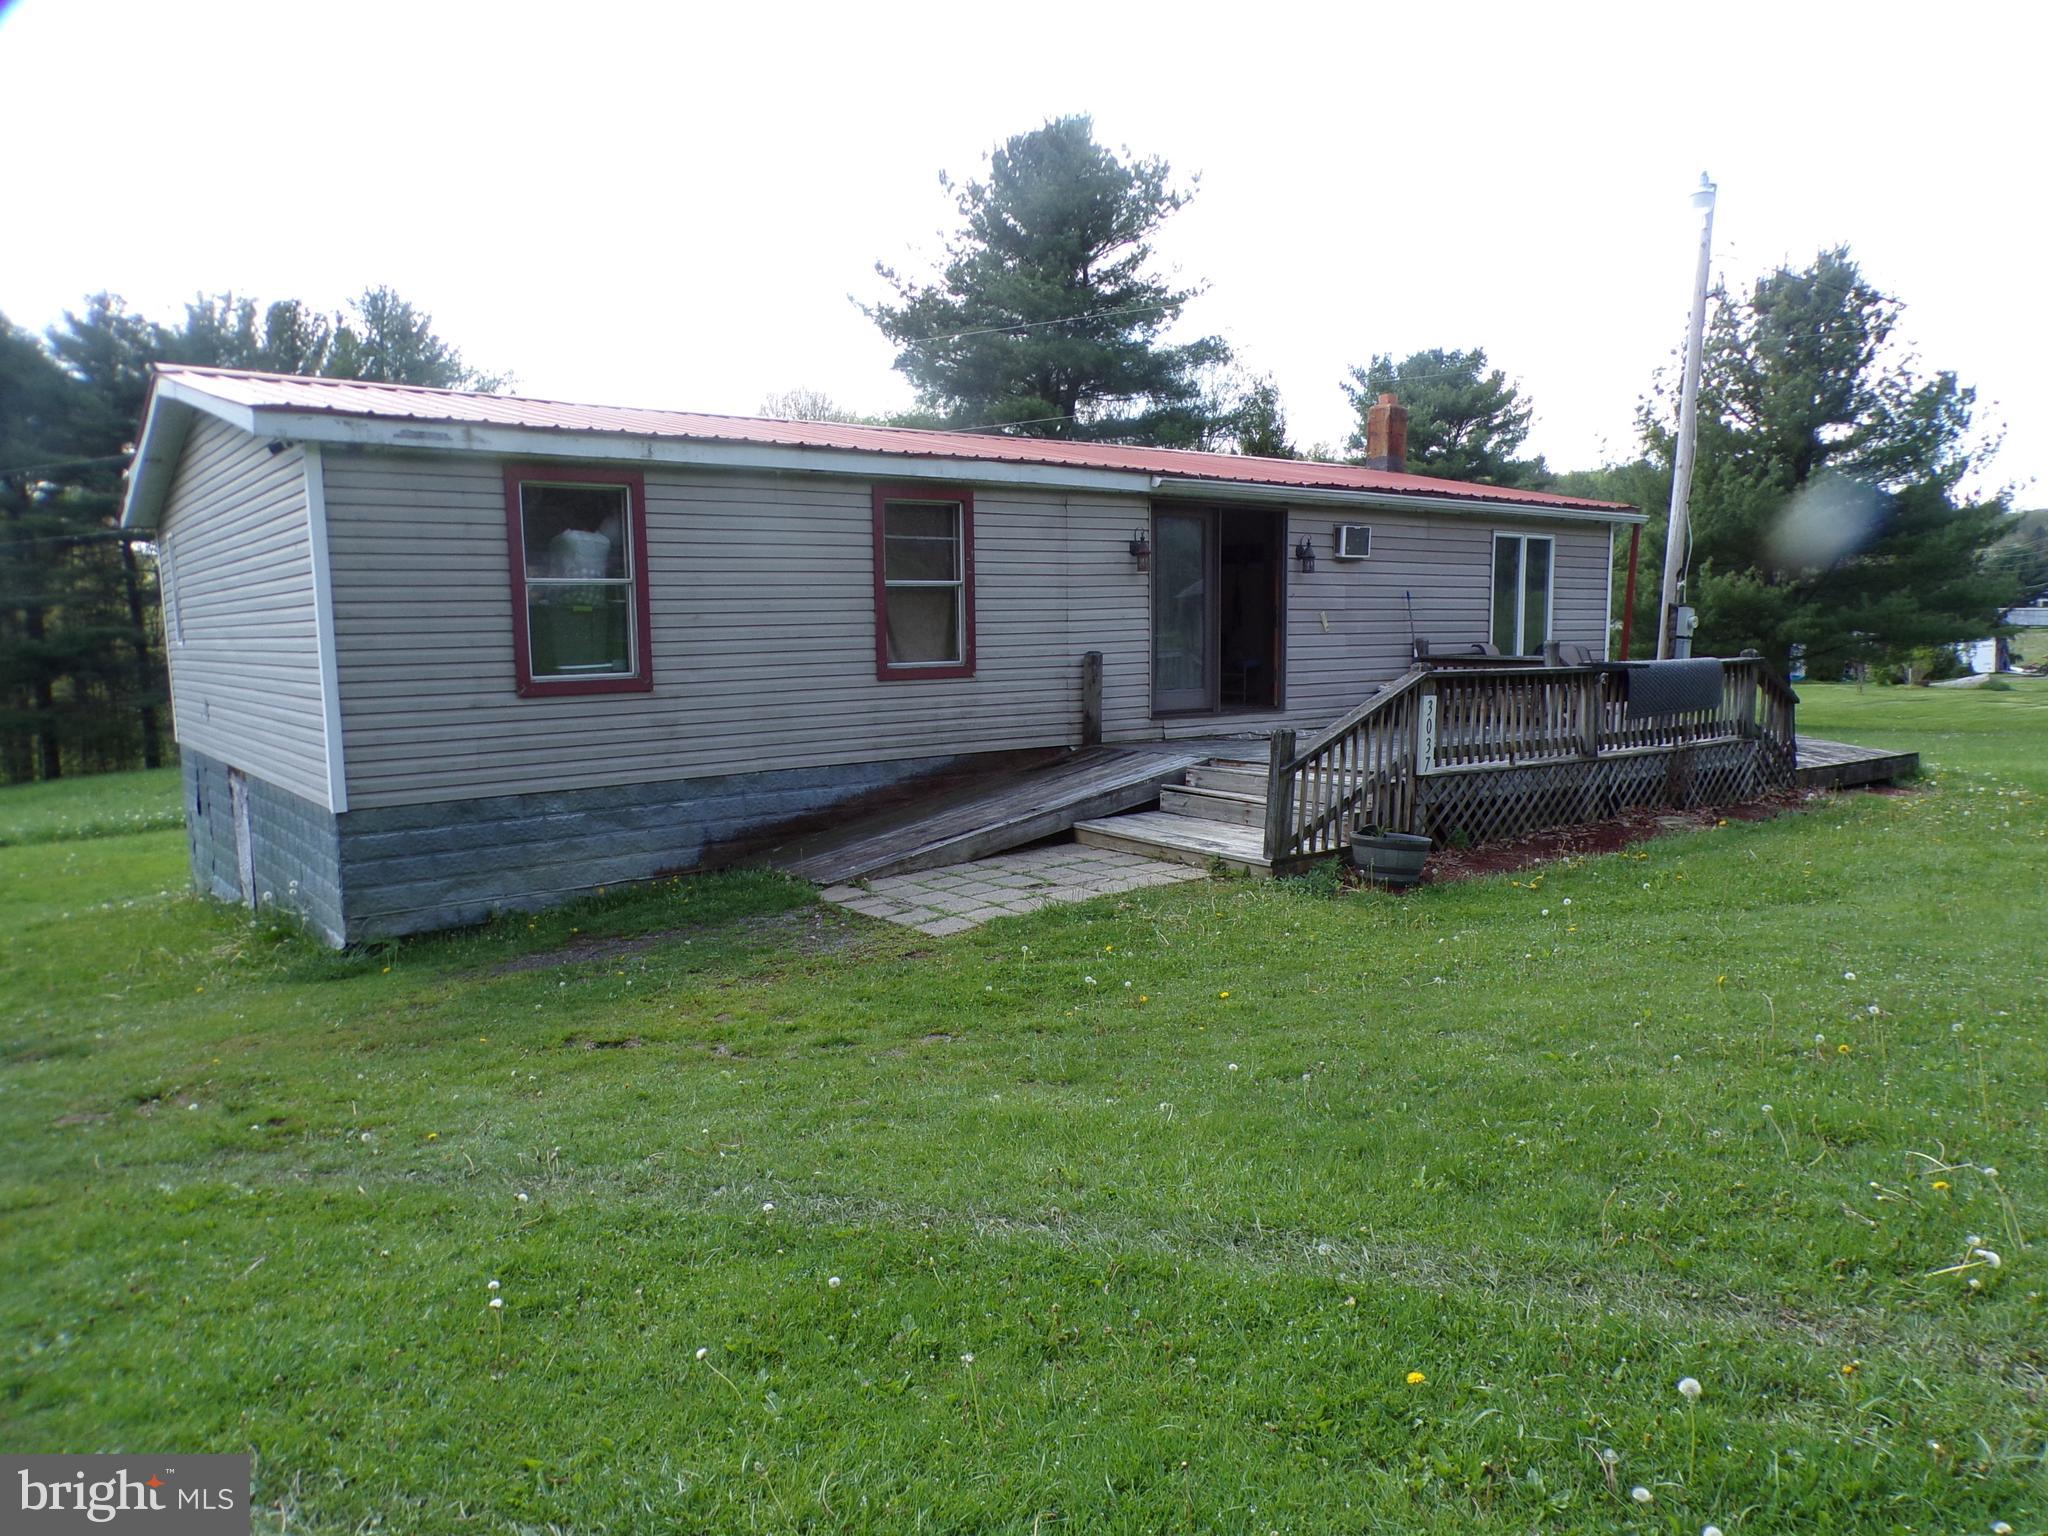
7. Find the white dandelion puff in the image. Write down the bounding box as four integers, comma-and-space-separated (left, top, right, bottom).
487, 1279, 500, 1291
1678, 1376, 1702, 1401
488, 1296, 503, 1310
1631, 1485, 1653, 1504
695, 1346, 708, 1360
828, 1275, 842, 1288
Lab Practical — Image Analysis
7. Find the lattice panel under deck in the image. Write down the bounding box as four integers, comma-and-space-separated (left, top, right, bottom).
1416, 741, 1791, 849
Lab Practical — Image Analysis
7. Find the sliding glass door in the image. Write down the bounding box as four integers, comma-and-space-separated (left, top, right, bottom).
1152, 510, 1215, 712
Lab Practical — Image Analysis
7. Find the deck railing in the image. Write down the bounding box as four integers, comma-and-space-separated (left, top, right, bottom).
1262, 655, 1798, 864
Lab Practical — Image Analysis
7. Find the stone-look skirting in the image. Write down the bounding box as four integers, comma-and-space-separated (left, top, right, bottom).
184, 750, 346, 943
183, 747, 968, 945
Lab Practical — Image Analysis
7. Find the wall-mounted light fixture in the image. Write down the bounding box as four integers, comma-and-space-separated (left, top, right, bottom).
1128, 529, 1152, 573
1294, 536, 1317, 574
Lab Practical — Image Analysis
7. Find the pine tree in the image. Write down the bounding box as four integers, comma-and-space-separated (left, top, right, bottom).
866, 115, 1230, 445
1341, 348, 1547, 486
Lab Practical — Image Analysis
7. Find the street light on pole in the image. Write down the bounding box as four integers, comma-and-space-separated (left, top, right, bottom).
1656, 172, 1717, 660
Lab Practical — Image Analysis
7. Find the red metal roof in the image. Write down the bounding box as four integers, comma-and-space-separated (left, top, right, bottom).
153, 365, 1634, 513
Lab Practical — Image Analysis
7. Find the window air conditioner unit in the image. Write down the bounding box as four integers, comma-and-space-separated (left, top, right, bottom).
1334, 523, 1373, 561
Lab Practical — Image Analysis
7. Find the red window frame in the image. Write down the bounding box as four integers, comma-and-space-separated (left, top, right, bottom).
872, 483, 976, 681
504, 463, 655, 697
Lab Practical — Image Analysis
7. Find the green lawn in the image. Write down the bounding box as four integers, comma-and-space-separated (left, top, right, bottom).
2, 684, 2043, 1533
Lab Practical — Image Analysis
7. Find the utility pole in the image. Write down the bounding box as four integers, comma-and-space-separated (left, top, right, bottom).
1657, 173, 1717, 660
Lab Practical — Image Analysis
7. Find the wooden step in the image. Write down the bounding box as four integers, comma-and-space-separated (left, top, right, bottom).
1184, 763, 1268, 794
1160, 784, 1266, 827
1073, 811, 1275, 876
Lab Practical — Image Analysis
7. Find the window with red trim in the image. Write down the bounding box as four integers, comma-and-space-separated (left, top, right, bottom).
504, 465, 654, 695
873, 485, 975, 680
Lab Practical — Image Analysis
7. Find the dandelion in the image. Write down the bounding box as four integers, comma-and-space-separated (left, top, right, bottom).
1219, 990, 1231, 999
1678, 1376, 1702, 1400
1974, 1248, 2002, 1268
1843, 971, 1856, 980
488, 1296, 503, 1310
426, 1131, 439, 1141
1104, 944, 1115, 952
960, 1352, 975, 1365
1405, 1370, 1426, 1385
488, 1279, 500, 1291
516, 1192, 530, 1202
1982, 1166, 1999, 1177
1993, 1522, 2014, 1535
1631, 1486, 1653, 1505
1932, 1180, 1950, 1191
1227, 1063, 1239, 1072
1841, 1360, 1860, 1376
1083, 976, 1098, 986
1866, 1004, 1880, 1016
695, 1346, 709, 1360
828, 1275, 842, 1288
1838, 1043, 1851, 1055
1137, 995, 1149, 1004
762, 1202, 775, 1213
1704, 1527, 1725, 1536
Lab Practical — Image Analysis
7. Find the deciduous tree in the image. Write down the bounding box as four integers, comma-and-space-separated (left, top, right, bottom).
1649, 248, 2015, 674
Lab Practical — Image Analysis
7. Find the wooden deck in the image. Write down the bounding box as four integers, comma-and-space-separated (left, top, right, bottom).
1795, 736, 1919, 790
761, 740, 1247, 886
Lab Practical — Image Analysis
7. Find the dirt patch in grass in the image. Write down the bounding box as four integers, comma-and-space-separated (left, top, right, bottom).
1379, 790, 1816, 888
489, 904, 863, 975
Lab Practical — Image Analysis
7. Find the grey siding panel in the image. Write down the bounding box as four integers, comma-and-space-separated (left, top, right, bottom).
324, 452, 1151, 808
320, 448, 1621, 806
159, 418, 332, 806
1151, 509, 1616, 740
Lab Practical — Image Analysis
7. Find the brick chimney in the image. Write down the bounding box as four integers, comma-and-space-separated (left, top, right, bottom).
1364, 393, 1408, 473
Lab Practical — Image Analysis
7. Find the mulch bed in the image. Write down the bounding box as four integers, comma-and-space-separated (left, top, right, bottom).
1360, 788, 1821, 889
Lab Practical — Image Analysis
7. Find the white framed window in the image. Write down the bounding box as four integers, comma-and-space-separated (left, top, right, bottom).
1491, 532, 1554, 657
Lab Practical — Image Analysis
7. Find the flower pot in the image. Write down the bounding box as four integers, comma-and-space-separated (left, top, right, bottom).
1349, 826, 1432, 888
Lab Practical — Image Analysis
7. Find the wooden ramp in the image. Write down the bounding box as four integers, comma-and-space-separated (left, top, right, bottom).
763, 741, 1245, 886
1795, 736, 1918, 790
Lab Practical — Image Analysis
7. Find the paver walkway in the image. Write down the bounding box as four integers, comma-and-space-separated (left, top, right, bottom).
820, 841, 1206, 935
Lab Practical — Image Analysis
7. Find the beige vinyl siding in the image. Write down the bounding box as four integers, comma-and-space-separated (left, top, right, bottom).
158, 417, 332, 806
320, 448, 1624, 807
323, 452, 1152, 808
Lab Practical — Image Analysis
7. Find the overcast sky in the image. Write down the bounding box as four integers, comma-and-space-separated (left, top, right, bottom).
2, 0, 2040, 500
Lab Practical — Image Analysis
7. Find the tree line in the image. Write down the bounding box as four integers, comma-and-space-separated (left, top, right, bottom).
0, 289, 498, 782
2, 115, 2034, 782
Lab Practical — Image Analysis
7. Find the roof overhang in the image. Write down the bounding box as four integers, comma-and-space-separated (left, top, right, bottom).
122, 373, 1644, 528
1148, 475, 1648, 526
